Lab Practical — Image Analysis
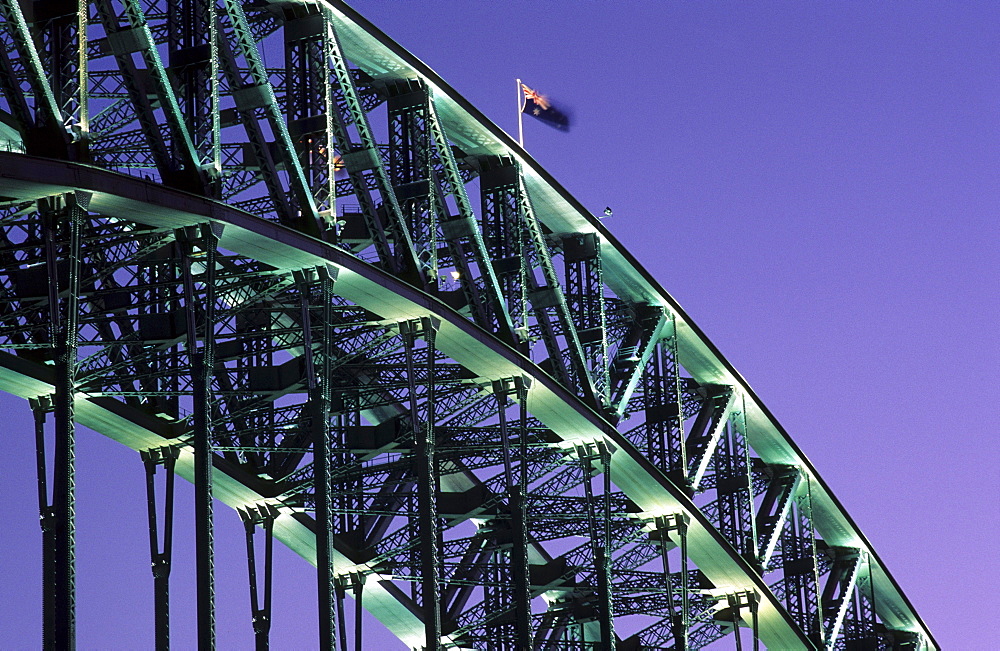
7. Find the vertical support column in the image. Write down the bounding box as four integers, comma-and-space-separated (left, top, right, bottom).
314, 4, 417, 270
0, 0, 69, 154
597, 443, 614, 650
805, 476, 825, 646
180, 223, 218, 650
297, 266, 339, 650
221, 0, 319, 230
847, 552, 885, 648
166, 0, 219, 192
480, 158, 597, 404
121, 0, 202, 165
493, 376, 532, 648
666, 315, 686, 484
520, 172, 597, 405
822, 547, 862, 648
40, 193, 83, 650
712, 590, 759, 651
241, 505, 278, 650
33, 0, 86, 157
641, 317, 688, 490
54, 196, 79, 650
577, 441, 615, 648
608, 304, 664, 414
687, 386, 735, 491
401, 317, 441, 650
333, 575, 348, 651
284, 10, 337, 221
562, 233, 609, 406
480, 160, 528, 346
351, 574, 364, 651
780, 477, 824, 644
386, 81, 437, 281
30, 398, 55, 650
654, 512, 690, 650
755, 465, 799, 571
425, 97, 512, 339
142, 446, 179, 651
738, 398, 759, 565
714, 394, 757, 564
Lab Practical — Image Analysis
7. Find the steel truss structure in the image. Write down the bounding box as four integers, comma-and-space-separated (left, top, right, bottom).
0, 1, 936, 649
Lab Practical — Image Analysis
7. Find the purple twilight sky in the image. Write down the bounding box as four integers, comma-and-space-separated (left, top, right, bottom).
1, 1, 997, 648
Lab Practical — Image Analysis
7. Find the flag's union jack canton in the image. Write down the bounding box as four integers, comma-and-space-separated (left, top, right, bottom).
520, 83, 570, 131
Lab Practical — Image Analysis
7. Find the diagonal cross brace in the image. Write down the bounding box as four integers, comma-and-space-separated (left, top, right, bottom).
823, 547, 862, 649
221, 0, 322, 232
756, 465, 801, 570
688, 386, 736, 491
320, 8, 420, 275
0, 0, 67, 137
610, 305, 667, 416
425, 96, 514, 340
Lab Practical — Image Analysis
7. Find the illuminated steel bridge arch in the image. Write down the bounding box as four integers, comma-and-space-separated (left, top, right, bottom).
0, 1, 935, 649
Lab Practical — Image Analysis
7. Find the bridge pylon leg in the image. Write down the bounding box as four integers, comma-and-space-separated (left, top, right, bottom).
30, 398, 55, 650
32, 193, 85, 650
295, 266, 343, 650
179, 224, 218, 649
141, 446, 180, 650
401, 317, 441, 650
653, 512, 691, 649
576, 441, 616, 648
241, 505, 279, 650
493, 376, 533, 648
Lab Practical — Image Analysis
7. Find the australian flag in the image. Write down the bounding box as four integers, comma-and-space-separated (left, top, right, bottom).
521, 83, 570, 131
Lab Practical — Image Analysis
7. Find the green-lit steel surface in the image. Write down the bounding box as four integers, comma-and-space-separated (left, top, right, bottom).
0, 0, 936, 648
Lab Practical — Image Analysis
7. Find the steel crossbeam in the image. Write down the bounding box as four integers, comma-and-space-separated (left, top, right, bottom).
0, 3, 937, 650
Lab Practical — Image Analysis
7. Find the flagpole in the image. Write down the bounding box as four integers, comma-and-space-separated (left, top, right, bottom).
516, 78, 524, 147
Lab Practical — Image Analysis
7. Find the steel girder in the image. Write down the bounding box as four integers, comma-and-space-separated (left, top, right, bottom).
0, 2, 935, 650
